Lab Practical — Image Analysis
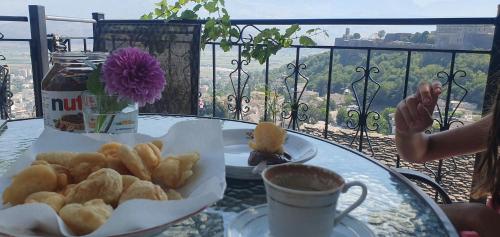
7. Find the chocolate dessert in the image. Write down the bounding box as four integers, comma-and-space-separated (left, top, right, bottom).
248, 151, 291, 166
247, 122, 290, 166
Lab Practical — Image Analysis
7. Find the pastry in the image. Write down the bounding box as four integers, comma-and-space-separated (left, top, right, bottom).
248, 122, 289, 166
68, 152, 107, 183
134, 143, 161, 172
151, 140, 163, 151
248, 122, 286, 154
25, 191, 65, 212
118, 180, 168, 204
59, 199, 113, 235
36, 152, 77, 168
121, 175, 140, 191
152, 152, 200, 189
65, 168, 122, 206
117, 145, 151, 180
166, 189, 183, 200
60, 184, 76, 196
32, 160, 73, 189
2, 164, 58, 205
98, 142, 131, 175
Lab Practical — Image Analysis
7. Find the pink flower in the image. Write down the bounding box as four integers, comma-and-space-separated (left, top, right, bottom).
102, 47, 165, 106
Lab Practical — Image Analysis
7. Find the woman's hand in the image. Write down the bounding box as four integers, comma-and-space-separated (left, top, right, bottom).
395, 81, 442, 135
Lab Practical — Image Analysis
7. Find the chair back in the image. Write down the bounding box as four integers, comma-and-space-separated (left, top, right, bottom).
93, 20, 201, 115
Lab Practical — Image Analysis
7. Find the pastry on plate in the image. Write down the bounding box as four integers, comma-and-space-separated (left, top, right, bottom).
35, 152, 77, 168
117, 145, 152, 181
121, 175, 140, 191
134, 143, 161, 173
98, 142, 131, 175
248, 122, 290, 166
2, 164, 58, 205
68, 152, 107, 183
65, 168, 122, 206
25, 191, 65, 212
59, 199, 113, 235
152, 152, 200, 189
118, 180, 168, 204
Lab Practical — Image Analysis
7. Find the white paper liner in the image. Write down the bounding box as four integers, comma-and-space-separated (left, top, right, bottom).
0, 119, 226, 236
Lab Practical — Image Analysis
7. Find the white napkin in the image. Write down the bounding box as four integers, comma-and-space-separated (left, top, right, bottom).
0, 119, 226, 237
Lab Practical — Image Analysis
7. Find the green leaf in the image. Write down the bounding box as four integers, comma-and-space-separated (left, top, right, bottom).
154, 8, 163, 17
204, 1, 218, 13
205, 18, 216, 29
220, 38, 231, 51
219, 0, 225, 6
306, 28, 317, 34
284, 24, 300, 38
299, 35, 316, 46
229, 28, 240, 38
179, 0, 189, 4
180, 10, 198, 19
86, 65, 105, 96
193, 4, 202, 12
140, 13, 153, 20
221, 13, 230, 25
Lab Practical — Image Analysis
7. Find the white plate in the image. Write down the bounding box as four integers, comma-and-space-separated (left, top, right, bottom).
227, 204, 375, 237
223, 129, 317, 180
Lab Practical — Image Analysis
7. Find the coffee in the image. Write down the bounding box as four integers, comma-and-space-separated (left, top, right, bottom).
269, 173, 337, 192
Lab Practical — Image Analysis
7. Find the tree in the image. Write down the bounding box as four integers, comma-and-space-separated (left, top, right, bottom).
352, 33, 361, 39
377, 30, 386, 39
336, 107, 348, 126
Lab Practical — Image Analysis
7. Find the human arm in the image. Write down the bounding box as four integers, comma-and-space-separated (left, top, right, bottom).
395, 82, 492, 163
441, 203, 500, 237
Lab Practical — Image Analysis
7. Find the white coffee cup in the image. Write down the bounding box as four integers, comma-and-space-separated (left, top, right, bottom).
262, 164, 368, 237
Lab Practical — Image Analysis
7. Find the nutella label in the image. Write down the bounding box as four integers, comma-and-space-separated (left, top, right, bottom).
42, 90, 85, 132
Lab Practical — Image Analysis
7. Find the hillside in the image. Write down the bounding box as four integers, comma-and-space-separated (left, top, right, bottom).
248, 49, 490, 111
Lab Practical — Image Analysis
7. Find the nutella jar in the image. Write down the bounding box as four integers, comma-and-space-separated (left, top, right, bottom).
42, 52, 107, 132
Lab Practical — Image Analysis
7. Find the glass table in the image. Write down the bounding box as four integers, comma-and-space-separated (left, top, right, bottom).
0, 115, 458, 237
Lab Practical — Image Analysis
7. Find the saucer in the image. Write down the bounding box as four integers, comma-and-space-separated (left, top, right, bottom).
227, 204, 375, 237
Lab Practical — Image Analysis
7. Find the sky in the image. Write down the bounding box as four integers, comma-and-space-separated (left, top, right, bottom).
0, 0, 498, 40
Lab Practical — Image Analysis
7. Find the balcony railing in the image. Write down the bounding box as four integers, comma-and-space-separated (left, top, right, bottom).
0, 4, 499, 202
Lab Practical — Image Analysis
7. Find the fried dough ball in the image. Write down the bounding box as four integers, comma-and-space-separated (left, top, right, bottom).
118, 180, 168, 205
60, 184, 76, 196
2, 164, 58, 205
166, 189, 183, 200
59, 199, 113, 236
98, 142, 131, 175
35, 152, 76, 168
134, 143, 161, 172
31, 160, 72, 189
25, 191, 65, 212
65, 168, 122, 205
248, 122, 286, 154
117, 145, 151, 181
152, 152, 200, 189
68, 152, 107, 183
151, 140, 164, 151
121, 175, 140, 191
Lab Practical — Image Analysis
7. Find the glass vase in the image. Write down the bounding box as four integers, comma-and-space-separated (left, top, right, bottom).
82, 92, 138, 133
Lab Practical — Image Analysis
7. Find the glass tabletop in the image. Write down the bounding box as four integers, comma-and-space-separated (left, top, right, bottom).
0, 115, 457, 237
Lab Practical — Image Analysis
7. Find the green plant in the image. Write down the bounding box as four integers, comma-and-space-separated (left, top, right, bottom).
142, 0, 328, 64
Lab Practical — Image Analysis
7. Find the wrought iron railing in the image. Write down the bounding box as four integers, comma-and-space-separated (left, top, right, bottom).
195, 17, 498, 202
0, 16, 29, 119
